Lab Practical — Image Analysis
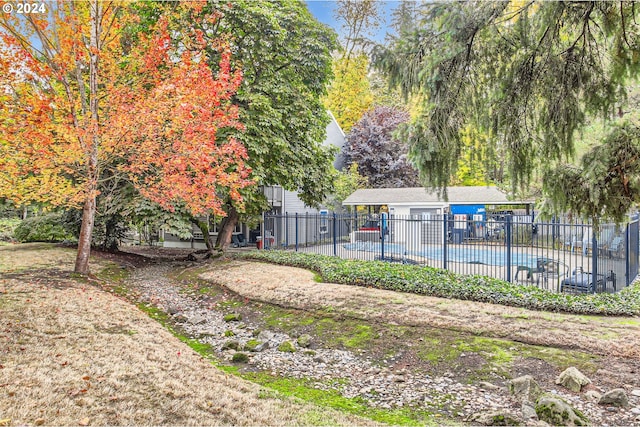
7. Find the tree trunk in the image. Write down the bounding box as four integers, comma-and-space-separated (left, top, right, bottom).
191, 217, 216, 254
74, 194, 97, 274
73, 0, 102, 275
215, 205, 239, 251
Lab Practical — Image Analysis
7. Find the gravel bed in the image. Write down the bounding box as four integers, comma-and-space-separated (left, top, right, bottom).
126, 262, 640, 425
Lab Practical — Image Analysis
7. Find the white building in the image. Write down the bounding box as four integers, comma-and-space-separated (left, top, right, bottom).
342, 186, 533, 246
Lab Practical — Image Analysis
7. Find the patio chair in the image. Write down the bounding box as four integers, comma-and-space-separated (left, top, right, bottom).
535, 258, 568, 292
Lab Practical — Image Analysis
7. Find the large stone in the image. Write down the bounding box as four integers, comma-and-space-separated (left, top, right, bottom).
297, 334, 313, 348
555, 367, 591, 392
598, 388, 629, 407
189, 314, 207, 325
631, 389, 640, 397
221, 340, 240, 351
522, 403, 538, 420
244, 339, 266, 352
584, 390, 601, 402
258, 330, 274, 341
535, 396, 589, 426
478, 381, 501, 391
467, 410, 522, 426
509, 375, 544, 403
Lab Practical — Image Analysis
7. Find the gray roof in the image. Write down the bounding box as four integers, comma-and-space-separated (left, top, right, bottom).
342, 186, 519, 206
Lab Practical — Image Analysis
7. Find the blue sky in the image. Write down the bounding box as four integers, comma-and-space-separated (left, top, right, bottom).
305, 0, 400, 43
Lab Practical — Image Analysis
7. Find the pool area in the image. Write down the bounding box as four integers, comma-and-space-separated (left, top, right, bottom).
343, 242, 545, 268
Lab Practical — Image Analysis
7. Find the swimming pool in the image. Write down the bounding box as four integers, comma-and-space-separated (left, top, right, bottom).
343, 242, 539, 267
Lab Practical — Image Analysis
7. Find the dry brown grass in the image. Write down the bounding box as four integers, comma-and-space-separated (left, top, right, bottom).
202, 261, 640, 359
0, 245, 376, 426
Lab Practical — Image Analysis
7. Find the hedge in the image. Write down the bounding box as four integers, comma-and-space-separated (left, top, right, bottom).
0, 218, 21, 242
13, 213, 74, 243
232, 250, 640, 316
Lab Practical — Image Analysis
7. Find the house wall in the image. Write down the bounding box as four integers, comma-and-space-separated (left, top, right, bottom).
264, 190, 326, 246
387, 204, 446, 246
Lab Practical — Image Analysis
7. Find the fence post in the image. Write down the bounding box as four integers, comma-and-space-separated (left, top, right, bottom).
295, 213, 299, 252
506, 214, 512, 282
261, 212, 265, 250
284, 212, 288, 248
626, 220, 630, 287
443, 214, 448, 270
381, 216, 385, 261
333, 212, 337, 256
591, 233, 598, 294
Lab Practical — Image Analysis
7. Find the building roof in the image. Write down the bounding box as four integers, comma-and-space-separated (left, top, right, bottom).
342, 186, 525, 206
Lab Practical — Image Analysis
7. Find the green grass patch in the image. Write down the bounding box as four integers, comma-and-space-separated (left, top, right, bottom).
218, 299, 244, 308
233, 250, 640, 316
416, 331, 599, 379
261, 305, 315, 331
197, 286, 222, 297
237, 372, 443, 426
96, 262, 130, 284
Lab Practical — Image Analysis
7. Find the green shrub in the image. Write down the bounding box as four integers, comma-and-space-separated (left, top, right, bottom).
233, 250, 640, 316
0, 218, 21, 242
13, 213, 74, 243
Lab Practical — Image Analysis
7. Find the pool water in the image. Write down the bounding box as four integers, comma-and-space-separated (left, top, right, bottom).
343, 242, 539, 267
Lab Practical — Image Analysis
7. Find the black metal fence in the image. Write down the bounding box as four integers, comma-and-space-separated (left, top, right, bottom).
261, 212, 640, 294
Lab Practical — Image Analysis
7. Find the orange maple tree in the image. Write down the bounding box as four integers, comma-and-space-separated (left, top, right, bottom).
0, 1, 252, 273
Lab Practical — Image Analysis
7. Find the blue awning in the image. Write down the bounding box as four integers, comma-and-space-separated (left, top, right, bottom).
450, 204, 486, 215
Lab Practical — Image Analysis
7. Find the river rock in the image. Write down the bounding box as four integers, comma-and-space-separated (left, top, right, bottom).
468, 410, 522, 426
189, 314, 207, 325
221, 340, 240, 351
297, 334, 313, 348
598, 388, 628, 407
173, 314, 188, 323
631, 389, 640, 397
509, 375, 543, 403
479, 381, 501, 391
535, 396, 589, 426
584, 390, 602, 402
555, 367, 591, 392
522, 402, 538, 420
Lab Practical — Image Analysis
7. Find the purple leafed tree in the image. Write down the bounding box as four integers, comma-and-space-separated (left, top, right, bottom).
344, 106, 420, 188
